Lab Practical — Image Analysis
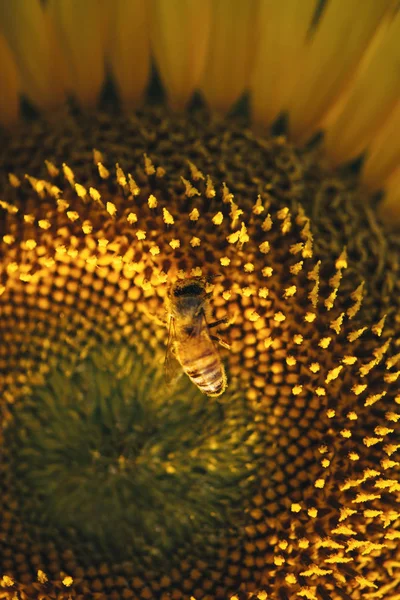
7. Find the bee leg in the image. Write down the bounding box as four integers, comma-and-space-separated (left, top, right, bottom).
210, 334, 230, 350
208, 317, 229, 329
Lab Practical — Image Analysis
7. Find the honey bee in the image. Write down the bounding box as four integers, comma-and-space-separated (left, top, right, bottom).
164, 277, 229, 397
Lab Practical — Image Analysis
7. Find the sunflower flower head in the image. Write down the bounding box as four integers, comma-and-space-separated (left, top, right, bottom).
0, 2, 399, 600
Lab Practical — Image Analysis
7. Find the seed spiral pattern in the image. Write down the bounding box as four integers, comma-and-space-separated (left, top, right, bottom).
0, 108, 399, 600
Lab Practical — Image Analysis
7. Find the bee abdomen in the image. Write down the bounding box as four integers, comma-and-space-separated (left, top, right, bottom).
185, 359, 226, 397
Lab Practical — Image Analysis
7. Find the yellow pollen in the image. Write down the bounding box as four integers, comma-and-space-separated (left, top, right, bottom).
252, 195, 264, 215
128, 173, 140, 195
258, 287, 269, 298
62, 163, 75, 185
67, 211, 79, 222
163, 208, 174, 225
336, 248, 348, 269
304, 312, 316, 322
169, 239, 180, 249
143, 153, 156, 176
262, 214, 273, 231
292, 385, 303, 395
340, 429, 352, 438
342, 355, 357, 365
227, 230, 240, 244
291, 503, 302, 513
229, 201, 243, 225
319, 337, 331, 349
347, 282, 365, 318
212, 211, 224, 225
325, 365, 343, 383
37, 570, 48, 583
8, 172, 21, 187
293, 334, 303, 345
97, 162, 110, 179
148, 194, 158, 208
1, 576, 14, 587
127, 212, 138, 224
244, 263, 254, 273
372, 315, 387, 336
262, 266, 273, 277
189, 208, 200, 221
116, 163, 127, 187
315, 479, 325, 489
205, 175, 216, 198
82, 221, 93, 234
187, 161, 204, 181
249, 311, 260, 322
347, 412, 358, 421
106, 202, 117, 217
290, 261, 303, 274
93, 148, 104, 164
220, 257, 230, 266
0, 199, 18, 214
315, 387, 326, 396
222, 182, 234, 203
150, 246, 160, 256
191, 267, 203, 278
190, 237, 201, 247
286, 356, 297, 366
353, 384, 368, 395
3, 234, 14, 244
284, 285, 296, 298
222, 290, 231, 300
75, 183, 87, 199
274, 312, 286, 323
25, 239, 37, 250
136, 230, 146, 240
62, 576, 73, 587
309, 363, 320, 373
259, 241, 270, 254
181, 177, 200, 197
38, 219, 51, 230
330, 313, 344, 334
57, 199, 69, 211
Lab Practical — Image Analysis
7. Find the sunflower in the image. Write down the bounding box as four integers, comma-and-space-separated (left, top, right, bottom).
0, 2, 399, 600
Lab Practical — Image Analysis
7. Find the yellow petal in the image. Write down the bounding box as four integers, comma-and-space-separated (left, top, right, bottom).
325, 10, 400, 164
0, 0, 67, 109
286, 0, 391, 142
105, 0, 150, 109
48, 0, 106, 107
250, 0, 315, 129
151, 0, 212, 110
201, 0, 259, 114
362, 100, 400, 191
0, 33, 19, 126
378, 168, 400, 223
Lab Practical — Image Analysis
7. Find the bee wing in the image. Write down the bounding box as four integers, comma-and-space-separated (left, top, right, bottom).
164, 317, 183, 385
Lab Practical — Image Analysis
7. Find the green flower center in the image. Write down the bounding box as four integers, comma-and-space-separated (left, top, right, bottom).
5, 341, 261, 568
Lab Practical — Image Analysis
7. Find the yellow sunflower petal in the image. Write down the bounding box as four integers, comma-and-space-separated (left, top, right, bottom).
0, 33, 19, 126
379, 168, 400, 221
105, 0, 150, 108
286, 0, 391, 142
250, 0, 315, 129
201, 0, 259, 114
47, 0, 106, 107
151, 0, 211, 110
0, 0, 67, 109
362, 100, 400, 191
325, 10, 400, 164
